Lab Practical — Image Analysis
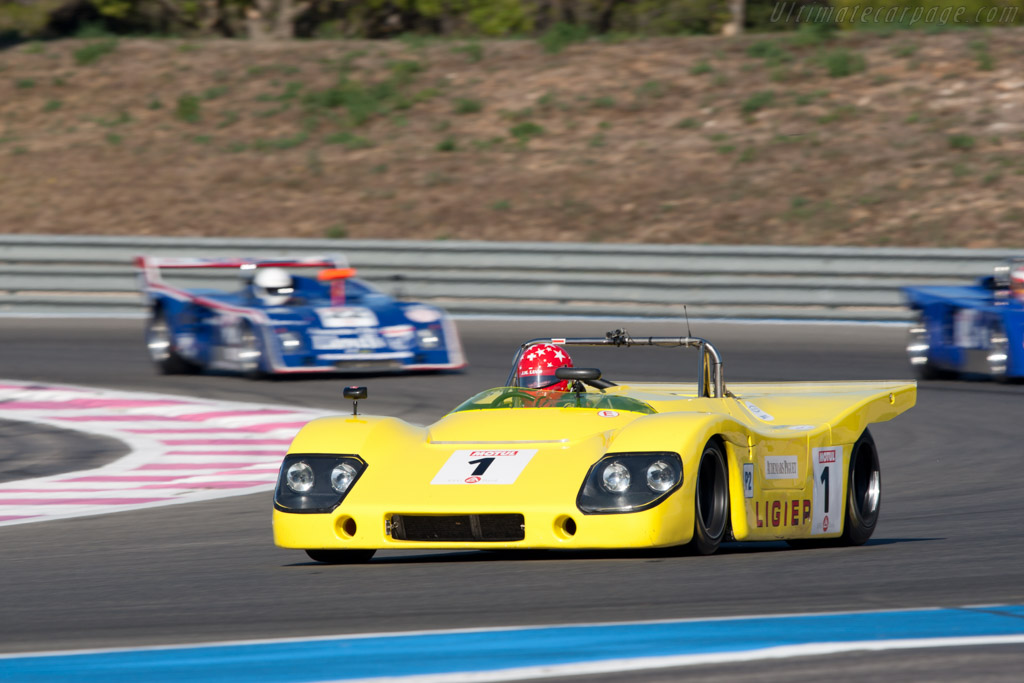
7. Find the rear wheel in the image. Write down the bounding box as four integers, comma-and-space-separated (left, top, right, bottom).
304, 549, 376, 564
689, 439, 729, 555
840, 429, 881, 546
146, 310, 197, 375
907, 315, 943, 380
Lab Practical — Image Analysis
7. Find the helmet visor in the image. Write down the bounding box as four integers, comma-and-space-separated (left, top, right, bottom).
520, 373, 560, 389
265, 285, 294, 297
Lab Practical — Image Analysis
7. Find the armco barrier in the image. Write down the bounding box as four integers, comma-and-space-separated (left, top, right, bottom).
0, 235, 1017, 320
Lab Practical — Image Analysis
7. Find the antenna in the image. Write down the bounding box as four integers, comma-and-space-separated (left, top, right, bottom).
684, 305, 692, 339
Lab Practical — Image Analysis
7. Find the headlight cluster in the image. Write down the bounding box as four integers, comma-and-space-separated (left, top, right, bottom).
276, 330, 304, 354
274, 454, 366, 513
415, 327, 441, 349
577, 452, 683, 514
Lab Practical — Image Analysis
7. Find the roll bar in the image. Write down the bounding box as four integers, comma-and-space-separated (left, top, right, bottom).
505, 328, 726, 398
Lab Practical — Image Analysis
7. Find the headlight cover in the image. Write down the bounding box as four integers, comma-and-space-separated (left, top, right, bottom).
274, 454, 366, 514
276, 330, 304, 354
415, 327, 441, 349
577, 452, 683, 514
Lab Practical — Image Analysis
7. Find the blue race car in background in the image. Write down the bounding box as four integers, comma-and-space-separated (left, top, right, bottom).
904, 258, 1024, 381
138, 256, 466, 377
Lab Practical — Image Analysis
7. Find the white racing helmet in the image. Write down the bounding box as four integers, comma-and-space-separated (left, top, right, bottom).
253, 267, 294, 306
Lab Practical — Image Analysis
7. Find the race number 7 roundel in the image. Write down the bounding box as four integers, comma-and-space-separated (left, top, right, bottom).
811, 446, 844, 535
431, 449, 538, 485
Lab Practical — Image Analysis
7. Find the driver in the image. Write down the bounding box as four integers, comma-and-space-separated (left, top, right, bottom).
252, 267, 295, 307
516, 343, 574, 405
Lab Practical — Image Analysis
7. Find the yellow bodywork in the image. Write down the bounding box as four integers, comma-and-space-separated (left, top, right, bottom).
273, 380, 915, 551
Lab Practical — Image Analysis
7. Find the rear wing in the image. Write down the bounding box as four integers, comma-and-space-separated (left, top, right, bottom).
136, 255, 348, 288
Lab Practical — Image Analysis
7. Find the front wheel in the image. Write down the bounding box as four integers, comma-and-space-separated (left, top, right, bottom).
689, 439, 730, 555
238, 322, 266, 379
305, 549, 376, 564
840, 429, 881, 546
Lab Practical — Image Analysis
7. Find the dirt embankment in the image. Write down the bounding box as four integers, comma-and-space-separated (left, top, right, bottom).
1, 30, 1023, 247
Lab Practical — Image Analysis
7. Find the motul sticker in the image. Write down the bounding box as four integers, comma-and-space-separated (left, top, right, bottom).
811, 446, 844, 535
431, 449, 538, 485
597, 410, 619, 418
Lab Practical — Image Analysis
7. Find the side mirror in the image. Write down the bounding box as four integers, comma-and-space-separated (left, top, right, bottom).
555, 367, 601, 381
343, 386, 367, 415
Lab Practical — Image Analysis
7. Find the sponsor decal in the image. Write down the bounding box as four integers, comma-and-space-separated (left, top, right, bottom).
597, 410, 619, 418
743, 463, 754, 499
811, 446, 844, 535
309, 332, 386, 352
744, 401, 775, 422
315, 307, 379, 329
380, 325, 416, 351
755, 498, 812, 528
403, 305, 442, 324
431, 449, 538, 485
764, 455, 799, 479
953, 308, 983, 348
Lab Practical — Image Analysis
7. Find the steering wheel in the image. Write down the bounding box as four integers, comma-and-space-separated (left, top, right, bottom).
489, 390, 536, 408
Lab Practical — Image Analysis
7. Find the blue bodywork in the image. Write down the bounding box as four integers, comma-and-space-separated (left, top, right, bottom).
904, 277, 1024, 379
145, 271, 465, 376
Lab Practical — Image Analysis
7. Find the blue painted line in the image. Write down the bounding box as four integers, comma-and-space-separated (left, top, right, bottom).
2, 606, 1023, 683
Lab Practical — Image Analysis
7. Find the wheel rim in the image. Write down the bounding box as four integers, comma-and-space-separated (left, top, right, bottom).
696, 447, 728, 539
987, 323, 1009, 378
238, 326, 262, 373
147, 318, 171, 363
851, 443, 880, 526
907, 317, 930, 368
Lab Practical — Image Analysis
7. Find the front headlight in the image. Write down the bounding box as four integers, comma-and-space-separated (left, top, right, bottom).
646, 460, 678, 492
276, 330, 304, 353
330, 462, 358, 493
285, 461, 314, 492
415, 327, 441, 349
577, 452, 683, 514
601, 461, 631, 493
274, 454, 367, 513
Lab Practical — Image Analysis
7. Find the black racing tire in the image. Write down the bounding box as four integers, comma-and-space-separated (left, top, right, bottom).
145, 309, 198, 375
841, 429, 881, 546
304, 549, 376, 564
907, 315, 951, 380
689, 438, 730, 556
238, 322, 267, 380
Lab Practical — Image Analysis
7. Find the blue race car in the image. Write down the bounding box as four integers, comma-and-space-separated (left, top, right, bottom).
138, 256, 466, 377
904, 258, 1024, 381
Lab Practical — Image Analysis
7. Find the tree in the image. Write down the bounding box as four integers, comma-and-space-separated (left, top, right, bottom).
722, 0, 743, 35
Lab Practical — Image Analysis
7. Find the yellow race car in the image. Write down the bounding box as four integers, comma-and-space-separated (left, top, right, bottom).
273, 329, 916, 563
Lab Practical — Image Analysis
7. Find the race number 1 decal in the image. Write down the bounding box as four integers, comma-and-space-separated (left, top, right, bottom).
811, 446, 843, 535
431, 449, 538, 485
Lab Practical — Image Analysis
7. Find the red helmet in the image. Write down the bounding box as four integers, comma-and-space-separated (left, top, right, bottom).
517, 343, 573, 391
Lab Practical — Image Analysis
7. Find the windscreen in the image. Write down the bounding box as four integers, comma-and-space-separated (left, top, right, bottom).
451, 387, 656, 414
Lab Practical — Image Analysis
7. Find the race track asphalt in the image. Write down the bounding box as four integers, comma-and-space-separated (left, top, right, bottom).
0, 318, 1021, 680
